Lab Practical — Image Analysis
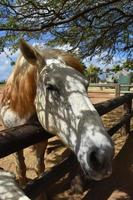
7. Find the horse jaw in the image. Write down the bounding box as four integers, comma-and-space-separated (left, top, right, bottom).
35, 60, 114, 181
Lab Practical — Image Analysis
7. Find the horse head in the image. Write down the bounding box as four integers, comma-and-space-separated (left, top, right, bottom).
20, 39, 114, 181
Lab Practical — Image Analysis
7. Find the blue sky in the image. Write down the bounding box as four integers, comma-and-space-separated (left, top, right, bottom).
0, 48, 19, 81
0, 32, 51, 82
0, 40, 127, 82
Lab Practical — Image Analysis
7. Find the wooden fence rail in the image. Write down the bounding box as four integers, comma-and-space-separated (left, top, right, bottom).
0, 94, 133, 199
95, 93, 133, 116
24, 153, 77, 199
0, 123, 52, 158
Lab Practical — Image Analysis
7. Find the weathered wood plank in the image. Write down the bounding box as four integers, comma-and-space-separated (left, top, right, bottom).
0, 123, 52, 158
95, 94, 133, 116
23, 153, 77, 199
108, 111, 133, 136
123, 99, 132, 134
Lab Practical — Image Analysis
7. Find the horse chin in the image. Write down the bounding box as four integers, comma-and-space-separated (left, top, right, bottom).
89, 173, 111, 181
83, 171, 111, 182
83, 166, 112, 181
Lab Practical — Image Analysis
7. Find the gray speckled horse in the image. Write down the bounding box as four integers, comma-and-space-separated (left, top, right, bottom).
0, 39, 114, 184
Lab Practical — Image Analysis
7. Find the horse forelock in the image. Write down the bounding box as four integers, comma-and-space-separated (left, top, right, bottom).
1, 48, 83, 118
41, 49, 83, 74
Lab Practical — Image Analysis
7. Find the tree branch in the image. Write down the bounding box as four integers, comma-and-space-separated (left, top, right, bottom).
124, 45, 133, 51
0, 0, 121, 32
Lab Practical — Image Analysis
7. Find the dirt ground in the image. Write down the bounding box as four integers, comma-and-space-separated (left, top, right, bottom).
0, 86, 133, 200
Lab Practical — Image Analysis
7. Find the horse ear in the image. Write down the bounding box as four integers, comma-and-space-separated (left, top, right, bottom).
19, 39, 37, 65
19, 39, 44, 67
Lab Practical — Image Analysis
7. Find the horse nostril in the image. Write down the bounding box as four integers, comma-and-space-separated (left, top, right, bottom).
89, 150, 104, 172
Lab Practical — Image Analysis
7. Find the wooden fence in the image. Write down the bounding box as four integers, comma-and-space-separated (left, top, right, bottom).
89, 83, 133, 97
0, 94, 133, 199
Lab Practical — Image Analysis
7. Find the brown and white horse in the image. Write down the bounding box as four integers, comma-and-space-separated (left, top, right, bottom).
0, 40, 114, 184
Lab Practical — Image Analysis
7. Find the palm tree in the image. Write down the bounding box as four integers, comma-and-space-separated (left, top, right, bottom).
86, 64, 100, 83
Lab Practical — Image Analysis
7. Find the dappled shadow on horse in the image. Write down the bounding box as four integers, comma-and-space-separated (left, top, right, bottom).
0, 40, 114, 192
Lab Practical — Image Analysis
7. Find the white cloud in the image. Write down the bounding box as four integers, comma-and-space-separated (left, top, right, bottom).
0, 48, 19, 81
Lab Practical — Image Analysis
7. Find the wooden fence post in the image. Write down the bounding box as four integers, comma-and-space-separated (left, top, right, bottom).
115, 83, 120, 97
122, 97, 132, 135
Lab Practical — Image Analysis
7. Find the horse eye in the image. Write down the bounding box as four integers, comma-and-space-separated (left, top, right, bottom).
46, 84, 59, 93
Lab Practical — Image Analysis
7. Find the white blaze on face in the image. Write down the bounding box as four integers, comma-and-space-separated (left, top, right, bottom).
64, 74, 113, 149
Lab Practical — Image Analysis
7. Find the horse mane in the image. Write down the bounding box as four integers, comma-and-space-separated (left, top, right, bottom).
1, 48, 83, 118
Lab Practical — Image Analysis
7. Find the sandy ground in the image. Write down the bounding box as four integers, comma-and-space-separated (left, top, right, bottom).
0, 85, 133, 200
